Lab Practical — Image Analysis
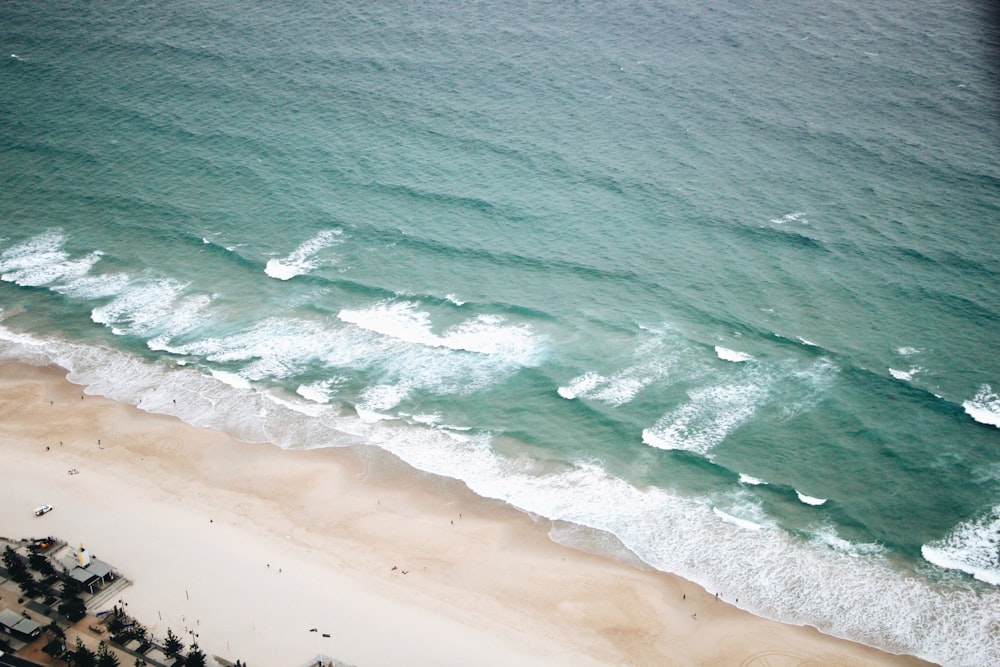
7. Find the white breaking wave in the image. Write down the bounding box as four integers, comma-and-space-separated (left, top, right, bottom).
558, 370, 657, 407
158, 309, 529, 404
642, 381, 766, 457
264, 229, 342, 280
739, 473, 767, 485
262, 389, 327, 417
713, 507, 766, 531
338, 300, 540, 365
807, 523, 885, 556
889, 366, 922, 382
963, 384, 1000, 428
769, 211, 807, 225
897, 346, 921, 356
715, 345, 753, 363
557, 333, 680, 406
210, 369, 252, 390
0, 230, 103, 288
922, 506, 1000, 586
591, 376, 649, 405
296, 383, 330, 404
796, 491, 828, 506
642, 356, 836, 457
93, 277, 212, 339
0, 231, 214, 343
357, 383, 410, 417
710, 489, 780, 532
296, 378, 345, 404
52, 272, 131, 299
408, 413, 442, 426
557, 371, 604, 400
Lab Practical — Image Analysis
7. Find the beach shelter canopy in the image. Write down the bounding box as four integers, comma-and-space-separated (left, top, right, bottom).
69, 566, 98, 586
87, 558, 113, 579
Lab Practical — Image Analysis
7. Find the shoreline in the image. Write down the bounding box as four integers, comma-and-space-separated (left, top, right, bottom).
0, 360, 934, 666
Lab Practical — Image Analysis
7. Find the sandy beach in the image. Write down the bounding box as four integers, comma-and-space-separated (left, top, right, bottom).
0, 361, 935, 667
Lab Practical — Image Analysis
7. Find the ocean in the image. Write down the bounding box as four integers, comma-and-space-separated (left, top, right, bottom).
1, 1, 998, 664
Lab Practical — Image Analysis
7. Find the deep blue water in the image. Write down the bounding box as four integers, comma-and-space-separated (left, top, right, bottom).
2, 1, 999, 664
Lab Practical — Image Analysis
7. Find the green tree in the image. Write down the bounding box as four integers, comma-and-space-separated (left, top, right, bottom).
106, 610, 126, 636
73, 637, 97, 667
17, 576, 40, 598
43, 637, 67, 658
125, 620, 148, 644
185, 644, 206, 667
61, 572, 83, 598
28, 551, 57, 577
4, 546, 31, 587
58, 595, 87, 622
42, 622, 67, 658
45, 620, 65, 639
2, 545, 25, 573
97, 640, 121, 667
163, 628, 184, 660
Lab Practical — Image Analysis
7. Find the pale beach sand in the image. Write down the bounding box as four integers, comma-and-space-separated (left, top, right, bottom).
0, 361, 935, 667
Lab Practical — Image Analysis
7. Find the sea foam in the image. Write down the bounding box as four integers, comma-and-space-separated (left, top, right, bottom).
739, 473, 766, 485
963, 384, 1000, 428
93, 278, 212, 340
296, 379, 343, 404
769, 212, 807, 225
796, 491, 828, 506
338, 300, 540, 364
557, 371, 604, 400
712, 507, 766, 531
558, 370, 654, 407
0, 230, 102, 288
264, 229, 342, 280
889, 367, 921, 382
642, 381, 766, 457
715, 345, 753, 362
557, 333, 680, 406
922, 506, 1000, 586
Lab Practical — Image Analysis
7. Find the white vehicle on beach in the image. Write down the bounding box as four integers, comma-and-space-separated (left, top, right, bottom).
34, 504, 53, 516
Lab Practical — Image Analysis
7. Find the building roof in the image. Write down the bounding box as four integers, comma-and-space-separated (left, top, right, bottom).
87, 558, 113, 579
67, 558, 116, 588
0, 608, 41, 636
0, 608, 21, 627
69, 566, 99, 585
13, 615, 41, 635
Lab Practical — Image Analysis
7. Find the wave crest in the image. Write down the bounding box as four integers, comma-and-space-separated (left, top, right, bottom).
963, 384, 1000, 427
922, 506, 1000, 585
265, 229, 342, 280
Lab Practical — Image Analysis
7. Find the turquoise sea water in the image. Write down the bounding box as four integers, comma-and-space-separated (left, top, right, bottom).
2, 1, 998, 664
